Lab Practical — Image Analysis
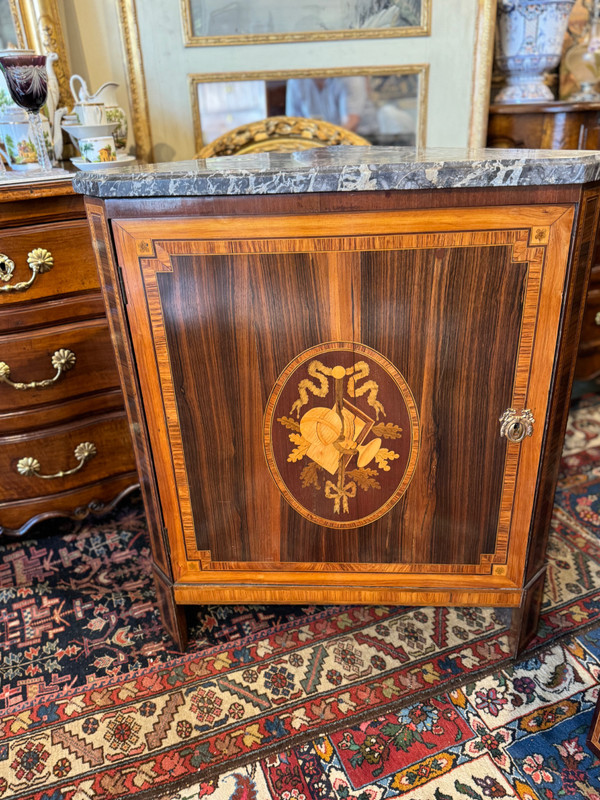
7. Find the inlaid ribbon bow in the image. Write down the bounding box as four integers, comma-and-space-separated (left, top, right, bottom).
325, 480, 357, 514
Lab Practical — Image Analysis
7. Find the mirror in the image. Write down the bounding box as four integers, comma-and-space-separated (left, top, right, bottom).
193, 70, 423, 151
183, 0, 429, 45
0, 0, 23, 49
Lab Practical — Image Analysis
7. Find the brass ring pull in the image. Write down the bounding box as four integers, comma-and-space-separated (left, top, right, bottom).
16, 442, 97, 480
499, 408, 535, 443
0, 349, 76, 390
0, 248, 53, 293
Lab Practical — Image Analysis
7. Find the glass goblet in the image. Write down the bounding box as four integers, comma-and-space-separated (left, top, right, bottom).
0, 54, 53, 172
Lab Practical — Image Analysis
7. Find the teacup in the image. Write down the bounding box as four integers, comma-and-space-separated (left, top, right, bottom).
74, 102, 106, 125
78, 136, 116, 163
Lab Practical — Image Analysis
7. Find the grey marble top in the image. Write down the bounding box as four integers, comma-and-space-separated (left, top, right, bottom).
71, 146, 600, 198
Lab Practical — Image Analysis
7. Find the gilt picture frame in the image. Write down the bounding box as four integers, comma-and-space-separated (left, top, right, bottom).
0, 0, 71, 109
0, 0, 26, 49
181, 0, 431, 47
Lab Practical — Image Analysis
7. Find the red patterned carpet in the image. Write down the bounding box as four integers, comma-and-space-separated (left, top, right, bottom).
3, 398, 600, 800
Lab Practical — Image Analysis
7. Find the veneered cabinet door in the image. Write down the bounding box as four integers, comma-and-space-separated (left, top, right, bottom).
112, 204, 574, 604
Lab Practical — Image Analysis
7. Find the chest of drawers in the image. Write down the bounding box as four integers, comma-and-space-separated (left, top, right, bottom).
0, 180, 138, 537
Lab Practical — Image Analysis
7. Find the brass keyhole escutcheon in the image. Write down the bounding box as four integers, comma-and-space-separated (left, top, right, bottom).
509, 421, 526, 442
499, 408, 535, 443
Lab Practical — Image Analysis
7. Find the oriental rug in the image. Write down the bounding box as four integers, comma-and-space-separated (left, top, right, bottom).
2, 397, 600, 800
166, 634, 600, 800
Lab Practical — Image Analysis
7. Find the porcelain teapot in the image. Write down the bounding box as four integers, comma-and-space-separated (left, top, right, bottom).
70, 73, 128, 150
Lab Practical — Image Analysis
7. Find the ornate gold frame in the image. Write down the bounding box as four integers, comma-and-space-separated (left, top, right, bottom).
11, 0, 72, 109
6, 0, 27, 47
116, 0, 153, 162
180, 0, 431, 47
468, 0, 497, 148
189, 65, 429, 153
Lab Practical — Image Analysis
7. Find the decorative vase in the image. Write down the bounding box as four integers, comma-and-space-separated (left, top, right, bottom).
494, 0, 576, 103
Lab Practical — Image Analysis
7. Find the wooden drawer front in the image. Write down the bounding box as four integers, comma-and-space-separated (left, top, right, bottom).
0, 293, 107, 336
0, 186, 83, 228
0, 220, 99, 309
0, 473, 138, 536
0, 319, 121, 420
0, 412, 133, 502
0, 389, 127, 436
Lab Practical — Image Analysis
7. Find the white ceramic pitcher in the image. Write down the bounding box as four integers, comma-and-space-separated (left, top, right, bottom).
70, 74, 128, 150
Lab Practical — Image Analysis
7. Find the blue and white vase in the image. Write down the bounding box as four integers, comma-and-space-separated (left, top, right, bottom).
494, 0, 576, 103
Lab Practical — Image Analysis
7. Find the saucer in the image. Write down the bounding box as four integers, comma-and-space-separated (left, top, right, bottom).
70, 154, 136, 171
62, 122, 118, 141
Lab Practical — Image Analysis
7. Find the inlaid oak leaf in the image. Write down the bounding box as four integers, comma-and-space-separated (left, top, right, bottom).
288, 433, 310, 462
277, 416, 301, 432
372, 422, 403, 439
347, 467, 381, 491
375, 448, 400, 472
300, 461, 322, 489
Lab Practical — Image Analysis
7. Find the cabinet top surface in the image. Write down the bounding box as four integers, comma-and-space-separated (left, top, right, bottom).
71, 145, 600, 199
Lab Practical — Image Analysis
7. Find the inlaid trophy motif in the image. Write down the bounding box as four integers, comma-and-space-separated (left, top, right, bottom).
264, 342, 420, 529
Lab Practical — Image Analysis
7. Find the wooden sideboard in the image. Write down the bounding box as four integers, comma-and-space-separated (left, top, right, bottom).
82, 167, 599, 653
0, 180, 138, 537
488, 101, 600, 380
487, 101, 600, 151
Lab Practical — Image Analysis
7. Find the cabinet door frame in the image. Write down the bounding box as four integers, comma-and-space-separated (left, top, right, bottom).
112, 204, 574, 606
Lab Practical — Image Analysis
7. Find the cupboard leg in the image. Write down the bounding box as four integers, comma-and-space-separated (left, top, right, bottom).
509, 569, 546, 658
152, 565, 188, 651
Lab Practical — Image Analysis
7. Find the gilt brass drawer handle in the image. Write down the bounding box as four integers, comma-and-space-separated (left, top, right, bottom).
499, 408, 535, 443
0, 248, 53, 293
16, 442, 97, 480
0, 348, 76, 390
595, 311, 600, 326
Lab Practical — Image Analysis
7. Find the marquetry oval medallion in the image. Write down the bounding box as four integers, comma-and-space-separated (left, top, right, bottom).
264, 342, 420, 529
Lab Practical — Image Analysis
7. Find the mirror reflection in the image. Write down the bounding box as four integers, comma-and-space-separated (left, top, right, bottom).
0, 0, 19, 49
196, 73, 419, 147
189, 0, 424, 38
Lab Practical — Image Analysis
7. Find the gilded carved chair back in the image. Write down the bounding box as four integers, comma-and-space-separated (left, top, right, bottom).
196, 116, 370, 158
